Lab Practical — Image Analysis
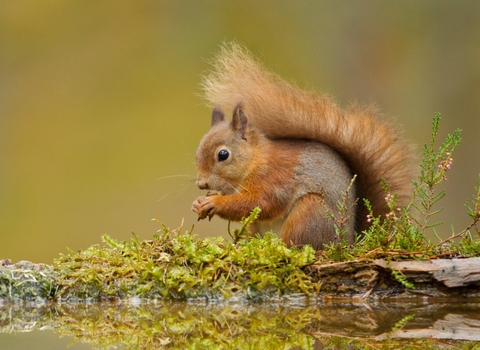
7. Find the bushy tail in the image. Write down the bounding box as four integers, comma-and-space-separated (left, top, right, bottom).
202, 43, 416, 232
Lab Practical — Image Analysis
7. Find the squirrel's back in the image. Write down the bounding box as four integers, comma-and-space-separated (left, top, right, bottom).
202, 43, 416, 232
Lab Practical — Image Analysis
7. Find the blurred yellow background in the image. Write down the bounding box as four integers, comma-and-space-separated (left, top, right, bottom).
1, 1, 479, 263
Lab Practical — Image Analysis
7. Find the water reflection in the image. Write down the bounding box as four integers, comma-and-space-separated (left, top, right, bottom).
1, 299, 480, 349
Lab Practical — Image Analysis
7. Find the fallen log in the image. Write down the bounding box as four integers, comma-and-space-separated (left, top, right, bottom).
305, 257, 480, 299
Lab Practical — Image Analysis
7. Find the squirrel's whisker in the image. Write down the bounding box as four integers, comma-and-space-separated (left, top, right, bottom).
156, 174, 195, 181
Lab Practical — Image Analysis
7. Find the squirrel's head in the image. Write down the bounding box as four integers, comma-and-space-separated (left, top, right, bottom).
195, 104, 263, 195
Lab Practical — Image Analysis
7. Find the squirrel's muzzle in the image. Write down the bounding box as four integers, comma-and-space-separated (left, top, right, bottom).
196, 179, 209, 190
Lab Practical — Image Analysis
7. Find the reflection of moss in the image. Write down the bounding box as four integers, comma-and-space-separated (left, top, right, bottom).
2, 302, 480, 349
53, 302, 319, 349
53, 218, 315, 301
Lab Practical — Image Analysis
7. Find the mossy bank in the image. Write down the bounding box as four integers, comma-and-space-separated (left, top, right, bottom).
1, 115, 480, 301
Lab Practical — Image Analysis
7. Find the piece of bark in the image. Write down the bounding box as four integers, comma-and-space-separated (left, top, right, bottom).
306, 258, 480, 298
373, 257, 480, 288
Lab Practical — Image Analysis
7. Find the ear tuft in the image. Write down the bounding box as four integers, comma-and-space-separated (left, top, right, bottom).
211, 107, 225, 127
232, 103, 248, 139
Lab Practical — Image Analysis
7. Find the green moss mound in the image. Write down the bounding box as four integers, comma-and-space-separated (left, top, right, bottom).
53, 220, 315, 301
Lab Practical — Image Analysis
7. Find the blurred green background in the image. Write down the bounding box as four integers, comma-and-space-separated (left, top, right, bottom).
1, 1, 479, 263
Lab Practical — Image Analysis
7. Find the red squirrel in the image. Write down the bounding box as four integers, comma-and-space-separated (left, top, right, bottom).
192, 43, 415, 250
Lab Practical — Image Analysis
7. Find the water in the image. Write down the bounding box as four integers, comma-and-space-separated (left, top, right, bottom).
1, 299, 479, 349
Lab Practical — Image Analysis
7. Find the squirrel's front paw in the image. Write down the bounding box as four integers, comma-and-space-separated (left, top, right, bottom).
191, 194, 217, 221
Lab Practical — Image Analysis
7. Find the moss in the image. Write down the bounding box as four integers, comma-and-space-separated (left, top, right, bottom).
52, 219, 315, 301
0, 260, 56, 300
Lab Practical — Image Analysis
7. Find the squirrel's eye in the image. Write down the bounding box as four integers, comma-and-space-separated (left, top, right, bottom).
217, 149, 230, 162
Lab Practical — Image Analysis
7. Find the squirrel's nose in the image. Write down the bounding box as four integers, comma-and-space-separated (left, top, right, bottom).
196, 179, 209, 190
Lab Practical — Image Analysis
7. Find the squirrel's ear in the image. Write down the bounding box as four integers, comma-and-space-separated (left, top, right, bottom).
211, 107, 225, 127
232, 104, 248, 140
